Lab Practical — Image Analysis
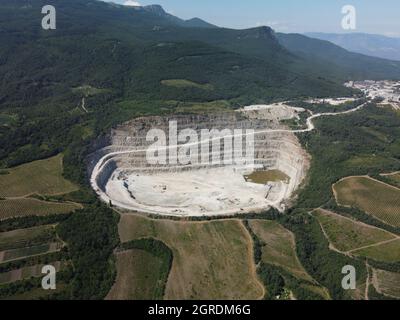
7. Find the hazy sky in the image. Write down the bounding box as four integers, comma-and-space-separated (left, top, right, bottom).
103, 0, 400, 37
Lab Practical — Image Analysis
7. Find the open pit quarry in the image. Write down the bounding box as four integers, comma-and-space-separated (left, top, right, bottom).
88, 104, 310, 217
88, 101, 366, 217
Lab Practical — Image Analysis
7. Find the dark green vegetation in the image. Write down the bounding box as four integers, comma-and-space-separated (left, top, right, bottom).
4, 0, 400, 169
297, 104, 400, 209
56, 205, 119, 299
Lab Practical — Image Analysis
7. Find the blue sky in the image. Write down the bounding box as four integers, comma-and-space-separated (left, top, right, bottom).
103, 0, 400, 36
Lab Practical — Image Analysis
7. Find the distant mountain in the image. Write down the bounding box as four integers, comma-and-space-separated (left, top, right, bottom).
277, 33, 400, 81
183, 17, 217, 29
305, 33, 400, 62
0, 0, 354, 110
2, 0, 400, 169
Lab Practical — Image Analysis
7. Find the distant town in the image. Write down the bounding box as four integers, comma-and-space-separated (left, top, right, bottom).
346, 80, 400, 110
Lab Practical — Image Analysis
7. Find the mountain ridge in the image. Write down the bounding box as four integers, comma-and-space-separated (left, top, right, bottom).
305, 32, 400, 61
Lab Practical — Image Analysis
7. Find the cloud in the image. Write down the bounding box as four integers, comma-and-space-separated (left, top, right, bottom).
123, 0, 141, 6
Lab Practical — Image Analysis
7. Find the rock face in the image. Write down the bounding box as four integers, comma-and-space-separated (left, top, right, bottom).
89, 104, 310, 217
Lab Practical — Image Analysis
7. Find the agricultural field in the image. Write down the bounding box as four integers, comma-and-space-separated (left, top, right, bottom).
118, 214, 264, 300
0, 225, 57, 251
372, 269, 400, 298
333, 176, 400, 227
352, 239, 400, 263
0, 154, 78, 198
314, 209, 396, 252
0, 261, 66, 285
0, 198, 81, 220
382, 172, 400, 188
106, 249, 166, 300
0, 242, 62, 263
247, 220, 312, 282
161, 79, 213, 90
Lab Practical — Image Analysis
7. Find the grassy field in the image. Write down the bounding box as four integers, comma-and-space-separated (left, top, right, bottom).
382, 172, 400, 188
118, 214, 264, 300
0, 198, 80, 221
333, 176, 400, 227
161, 79, 213, 90
0, 242, 62, 263
248, 220, 313, 282
372, 269, 400, 298
0, 154, 78, 198
174, 100, 231, 114
244, 170, 290, 184
106, 249, 165, 300
314, 209, 396, 252
0, 225, 57, 251
344, 155, 394, 168
352, 239, 400, 263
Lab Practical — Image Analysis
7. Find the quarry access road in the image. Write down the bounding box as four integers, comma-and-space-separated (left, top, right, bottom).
90, 102, 368, 208
91, 102, 367, 178
90, 103, 367, 218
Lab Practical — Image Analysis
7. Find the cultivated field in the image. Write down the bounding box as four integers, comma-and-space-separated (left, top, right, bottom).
382, 172, 400, 188
0, 225, 57, 251
372, 269, 400, 298
0, 198, 81, 220
0, 154, 78, 198
314, 209, 396, 252
333, 176, 400, 227
106, 249, 166, 300
0, 261, 66, 285
352, 239, 400, 263
118, 214, 264, 300
248, 220, 312, 282
0, 242, 62, 263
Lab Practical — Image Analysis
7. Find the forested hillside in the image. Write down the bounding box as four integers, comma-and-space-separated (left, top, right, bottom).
0, 0, 357, 168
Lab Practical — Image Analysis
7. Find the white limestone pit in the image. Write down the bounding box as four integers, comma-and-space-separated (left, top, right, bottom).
88, 104, 311, 217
